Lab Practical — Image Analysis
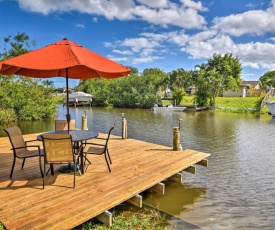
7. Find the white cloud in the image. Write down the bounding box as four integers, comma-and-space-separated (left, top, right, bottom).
183, 34, 275, 71
133, 3, 206, 29
16, 0, 275, 73
113, 49, 134, 55
18, 0, 135, 19
17, 0, 207, 29
236, 42, 275, 70
116, 27, 275, 71
106, 55, 129, 63
180, 0, 206, 11
92, 17, 98, 23
245, 3, 257, 9
131, 55, 164, 64
104, 42, 115, 48
121, 37, 162, 52
185, 34, 236, 59
136, 0, 169, 8
212, 3, 275, 36
75, 24, 85, 28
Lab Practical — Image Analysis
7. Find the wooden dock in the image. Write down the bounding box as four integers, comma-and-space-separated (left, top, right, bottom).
0, 132, 210, 229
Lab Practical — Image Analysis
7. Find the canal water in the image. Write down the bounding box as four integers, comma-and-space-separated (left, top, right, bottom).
1, 105, 274, 229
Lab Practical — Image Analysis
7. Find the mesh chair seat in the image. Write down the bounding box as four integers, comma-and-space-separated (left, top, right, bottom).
83, 145, 105, 155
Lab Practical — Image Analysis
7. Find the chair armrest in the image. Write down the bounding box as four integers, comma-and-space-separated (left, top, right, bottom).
13, 146, 28, 150
13, 145, 42, 154
26, 144, 41, 149
25, 139, 39, 143
25, 139, 41, 147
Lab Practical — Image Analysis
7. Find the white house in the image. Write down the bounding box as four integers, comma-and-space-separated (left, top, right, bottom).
223, 81, 262, 97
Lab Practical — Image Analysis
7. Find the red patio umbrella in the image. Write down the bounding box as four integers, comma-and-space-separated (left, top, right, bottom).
0, 38, 131, 131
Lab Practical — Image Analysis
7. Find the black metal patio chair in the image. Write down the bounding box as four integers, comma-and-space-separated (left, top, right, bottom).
41, 133, 82, 189
83, 125, 115, 172
4, 126, 44, 179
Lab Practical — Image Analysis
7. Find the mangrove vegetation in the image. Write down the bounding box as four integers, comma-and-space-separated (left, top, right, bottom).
0, 33, 58, 125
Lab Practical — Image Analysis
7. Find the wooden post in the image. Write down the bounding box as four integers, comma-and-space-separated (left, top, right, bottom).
150, 182, 165, 194
173, 127, 180, 151
127, 194, 143, 208
81, 110, 88, 130
122, 113, 127, 139
183, 165, 196, 174
96, 211, 113, 227
168, 172, 183, 183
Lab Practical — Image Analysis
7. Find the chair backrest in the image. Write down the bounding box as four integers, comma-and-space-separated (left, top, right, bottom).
105, 125, 115, 150
4, 126, 26, 154
42, 134, 74, 163
55, 120, 76, 131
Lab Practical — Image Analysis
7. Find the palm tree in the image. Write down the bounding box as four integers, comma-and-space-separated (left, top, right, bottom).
42, 79, 54, 88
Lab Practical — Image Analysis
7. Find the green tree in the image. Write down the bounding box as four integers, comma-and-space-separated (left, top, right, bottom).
193, 53, 242, 109
0, 33, 57, 124
77, 68, 167, 108
172, 87, 186, 105
0, 32, 35, 60
169, 68, 193, 91
259, 70, 275, 90
127, 66, 139, 76
142, 68, 169, 98
42, 79, 55, 88
78, 78, 111, 106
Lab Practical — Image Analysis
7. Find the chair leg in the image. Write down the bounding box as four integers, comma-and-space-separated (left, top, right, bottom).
84, 154, 92, 165
104, 152, 111, 172
39, 156, 44, 178
10, 157, 16, 178
43, 158, 45, 189
107, 148, 112, 164
46, 164, 53, 176
21, 158, 26, 169
73, 161, 76, 188
49, 164, 54, 175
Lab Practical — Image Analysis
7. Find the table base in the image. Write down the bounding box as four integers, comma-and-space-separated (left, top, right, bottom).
59, 164, 76, 173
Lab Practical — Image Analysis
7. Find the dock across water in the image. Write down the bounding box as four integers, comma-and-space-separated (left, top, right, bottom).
0, 132, 210, 229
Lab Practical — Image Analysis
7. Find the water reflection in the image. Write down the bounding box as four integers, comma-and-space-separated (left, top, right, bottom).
143, 181, 207, 216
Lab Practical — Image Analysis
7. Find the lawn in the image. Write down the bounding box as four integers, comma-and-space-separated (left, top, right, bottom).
181, 96, 269, 114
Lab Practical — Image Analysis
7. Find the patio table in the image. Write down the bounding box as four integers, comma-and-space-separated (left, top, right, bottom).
37, 130, 98, 174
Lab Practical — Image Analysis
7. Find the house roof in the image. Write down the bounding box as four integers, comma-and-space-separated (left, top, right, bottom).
241, 81, 260, 86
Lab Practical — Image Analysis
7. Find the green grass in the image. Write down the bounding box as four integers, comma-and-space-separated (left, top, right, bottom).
0, 222, 6, 230
1, 209, 167, 230
180, 96, 270, 114
77, 209, 167, 230
215, 96, 267, 113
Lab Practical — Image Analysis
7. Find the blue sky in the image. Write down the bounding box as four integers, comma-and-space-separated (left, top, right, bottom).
1, 0, 275, 88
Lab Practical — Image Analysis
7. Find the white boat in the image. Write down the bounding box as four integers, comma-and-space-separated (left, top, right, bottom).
265, 101, 275, 116
151, 104, 187, 111
64, 92, 93, 106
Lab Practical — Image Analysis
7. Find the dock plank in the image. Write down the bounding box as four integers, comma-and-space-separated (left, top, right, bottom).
0, 132, 210, 229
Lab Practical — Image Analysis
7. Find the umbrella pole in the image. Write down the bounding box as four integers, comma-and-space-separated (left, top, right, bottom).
66, 68, 71, 133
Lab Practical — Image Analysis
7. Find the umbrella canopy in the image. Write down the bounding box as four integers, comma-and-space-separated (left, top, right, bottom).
0, 38, 131, 131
